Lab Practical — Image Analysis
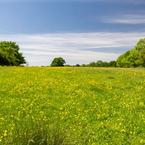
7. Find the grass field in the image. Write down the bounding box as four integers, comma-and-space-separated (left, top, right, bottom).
0, 67, 145, 145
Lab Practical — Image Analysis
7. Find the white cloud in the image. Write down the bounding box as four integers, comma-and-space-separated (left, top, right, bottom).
102, 15, 145, 24
0, 32, 145, 66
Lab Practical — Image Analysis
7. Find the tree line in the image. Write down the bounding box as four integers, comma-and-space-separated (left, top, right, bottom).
0, 38, 145, 67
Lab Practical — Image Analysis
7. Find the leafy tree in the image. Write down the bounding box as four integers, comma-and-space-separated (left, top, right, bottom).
89, 62, 97, 67
96, 60, 109, 67
108, 61, 116, 67
51, 57, 66, 67
75, 64, 80, 67
0, 41, 26, 66
81, 64, 87, 67
117, 38, 145, 67
86, 60, 116, 67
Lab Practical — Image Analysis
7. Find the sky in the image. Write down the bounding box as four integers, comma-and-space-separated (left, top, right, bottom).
0, 0, 145, 66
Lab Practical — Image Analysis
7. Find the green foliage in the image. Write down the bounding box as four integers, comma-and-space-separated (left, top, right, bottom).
83, 60, 116, 67
0, 41, 26, 66
75, 64, 80, 67
117, 38, 145, 67
51, 57, 66, 67
109, 61, 117, 67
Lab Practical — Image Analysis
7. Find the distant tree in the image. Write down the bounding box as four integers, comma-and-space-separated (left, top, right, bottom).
108, 61, 116, 67
75, 64, 80, 67
81, 64, 87, 67
0, 41, 26, 66
117, 38, 145, 67
87, 60, 115, 67
89, 62, 96, 67
96, 60, 108, 67
51, 57, 66, 67
64, 64, 71, 67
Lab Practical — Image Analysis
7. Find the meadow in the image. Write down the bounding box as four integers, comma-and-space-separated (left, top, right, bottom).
0, 67, 145, 145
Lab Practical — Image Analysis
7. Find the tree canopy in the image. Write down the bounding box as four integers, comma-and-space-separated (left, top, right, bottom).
51, 57, 66, 67
82, 60, 116, 67
117, 38, 145, 67
0, 41, 26, 66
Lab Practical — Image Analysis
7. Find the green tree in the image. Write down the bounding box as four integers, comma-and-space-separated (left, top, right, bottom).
89, 62, 96, 67
0, 41, 26, 66
51, 57, 66, 67
108, 61, 116, 67
87, 60, 116, 67
117, 38, 145, 67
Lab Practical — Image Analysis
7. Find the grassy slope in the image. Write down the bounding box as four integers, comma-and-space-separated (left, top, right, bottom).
0, 67, 145, 144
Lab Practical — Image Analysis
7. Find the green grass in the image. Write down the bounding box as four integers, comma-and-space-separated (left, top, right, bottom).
0, 67, 145, 145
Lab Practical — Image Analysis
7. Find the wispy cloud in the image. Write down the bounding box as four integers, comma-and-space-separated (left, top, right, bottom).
0, 32, 144, 66
102, 14, 145, 24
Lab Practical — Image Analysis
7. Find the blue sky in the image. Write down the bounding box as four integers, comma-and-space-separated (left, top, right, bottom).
0, 0, 145, 65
